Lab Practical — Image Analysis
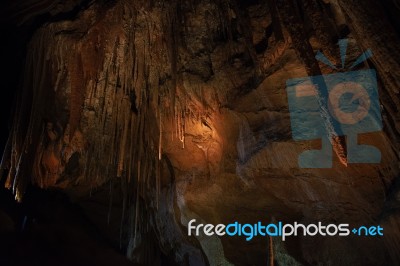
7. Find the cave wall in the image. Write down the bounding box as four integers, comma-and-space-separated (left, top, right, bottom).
1, 0, 400, 265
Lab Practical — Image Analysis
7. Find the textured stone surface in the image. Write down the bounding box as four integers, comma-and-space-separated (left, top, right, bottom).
1, 0, 400, 265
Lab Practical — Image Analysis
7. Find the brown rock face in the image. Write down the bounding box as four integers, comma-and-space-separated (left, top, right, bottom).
1, 0, 400, 265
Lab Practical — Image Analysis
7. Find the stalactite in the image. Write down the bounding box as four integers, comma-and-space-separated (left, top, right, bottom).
120, 172, 127, 249
301, 0, 339, 63
259, 37, 290, 75
158, 108, 162, 161
2, 1, 238, 262
134, 185, 140, 247
156, 157, 160, 209
178, 107, 186, 149
230, 0, 257, 65
108, 179, 113, 225
0, 29, 56, 199
117, 96, 130, 177
0, 132, 12, 182
257, 0, 290, 76
337, 0, 400, 137
128, 113, 135, 183
267, 0, 284, 41
276, 0, 347, 166
69, 50, 85, 140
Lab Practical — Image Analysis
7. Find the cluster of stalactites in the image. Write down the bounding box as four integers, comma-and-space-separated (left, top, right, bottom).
1, 0, 226, 207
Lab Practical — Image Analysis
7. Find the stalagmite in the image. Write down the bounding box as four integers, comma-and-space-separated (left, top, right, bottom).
268, 235, 274, 266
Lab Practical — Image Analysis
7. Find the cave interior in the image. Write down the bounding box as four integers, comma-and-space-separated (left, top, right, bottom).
0, 0, 400, 265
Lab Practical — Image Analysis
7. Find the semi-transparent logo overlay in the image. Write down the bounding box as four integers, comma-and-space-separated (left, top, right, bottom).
286, 39, 382, 168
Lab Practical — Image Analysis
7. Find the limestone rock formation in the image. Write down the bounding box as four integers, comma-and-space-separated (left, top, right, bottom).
1, 0, 400, 265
